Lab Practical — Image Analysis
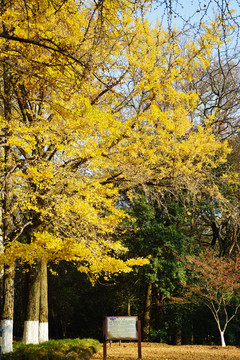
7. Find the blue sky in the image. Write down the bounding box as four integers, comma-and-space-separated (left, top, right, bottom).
147, 0, 240, 30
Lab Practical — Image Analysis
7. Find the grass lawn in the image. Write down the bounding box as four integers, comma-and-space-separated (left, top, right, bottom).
2, 338, 101, 360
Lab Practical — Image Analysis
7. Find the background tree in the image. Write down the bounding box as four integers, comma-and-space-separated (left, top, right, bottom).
184, 250, 240, 347
115, 193, 193, 341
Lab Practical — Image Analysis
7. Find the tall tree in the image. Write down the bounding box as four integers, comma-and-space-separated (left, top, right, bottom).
0, 0, 153, 349
0, 0, 232, 350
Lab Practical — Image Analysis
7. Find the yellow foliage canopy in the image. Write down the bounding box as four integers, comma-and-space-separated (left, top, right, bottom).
0, 0, 230, 277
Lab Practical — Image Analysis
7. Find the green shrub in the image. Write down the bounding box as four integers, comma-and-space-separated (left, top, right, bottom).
2, 338, 101, 360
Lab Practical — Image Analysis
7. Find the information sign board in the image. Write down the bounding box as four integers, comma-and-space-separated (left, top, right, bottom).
106, 316, 137, 340
103, 316, 141, 360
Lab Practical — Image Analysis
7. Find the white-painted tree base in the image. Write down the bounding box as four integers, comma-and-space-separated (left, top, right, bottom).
220, 331, 226, 347
39, 322, 49, 343
23, 320, 39, 344
1, 319, 13, 353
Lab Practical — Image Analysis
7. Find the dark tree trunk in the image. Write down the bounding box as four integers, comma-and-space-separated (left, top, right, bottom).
142, 282, 152, 341
154, 287, 165, 328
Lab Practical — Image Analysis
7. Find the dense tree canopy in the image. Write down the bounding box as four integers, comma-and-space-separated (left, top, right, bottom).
0, 0, 230, 269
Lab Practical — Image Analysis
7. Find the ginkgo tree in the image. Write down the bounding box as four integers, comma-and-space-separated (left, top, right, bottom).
0, 0, 232, 352
0, 0, 154, 350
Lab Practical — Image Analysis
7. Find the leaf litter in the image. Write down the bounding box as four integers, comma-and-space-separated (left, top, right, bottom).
91, 342, 240, 360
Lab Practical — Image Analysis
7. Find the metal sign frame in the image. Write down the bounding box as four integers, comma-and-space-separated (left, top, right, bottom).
103, 316, 141, 360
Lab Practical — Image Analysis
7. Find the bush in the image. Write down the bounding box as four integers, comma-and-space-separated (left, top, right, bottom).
2, 338, 101, 360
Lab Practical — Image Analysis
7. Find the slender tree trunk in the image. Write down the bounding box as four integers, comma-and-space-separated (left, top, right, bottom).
1, 158, 15, 354
0, 207, 3, 279
23, 260, 41, 344
127, 299, 131, 316
142, 282, 152, 341
188, 321, 194, 345
154, 287, 165, 328
1, 176, 15, 354
212, 306, 227, 347
39, 258, 49, 343
0, 208, 3, 305
220, 330, 226, 347
175, 323, 182, 345
1, 59, 15, 353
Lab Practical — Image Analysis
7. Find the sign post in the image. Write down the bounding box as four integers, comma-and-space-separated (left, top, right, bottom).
103, 316, 141, 360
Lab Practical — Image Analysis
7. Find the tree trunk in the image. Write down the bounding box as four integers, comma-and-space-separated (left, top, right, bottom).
1, 192, 15, 354
0, 208, 3, 280
0, 208, 3, 310
154, 287, 165, 328
220, 330, 226, 347
142, 282, 152, 341
1, 60, 15, 354
1, 265, 14, 353
127, 299, 131, 316
23, 260, 41, 344
176, 324, 182, 345
39, 258, 49, 343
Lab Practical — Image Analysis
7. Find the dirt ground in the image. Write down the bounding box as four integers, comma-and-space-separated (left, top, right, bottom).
91, 342, 240, 360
